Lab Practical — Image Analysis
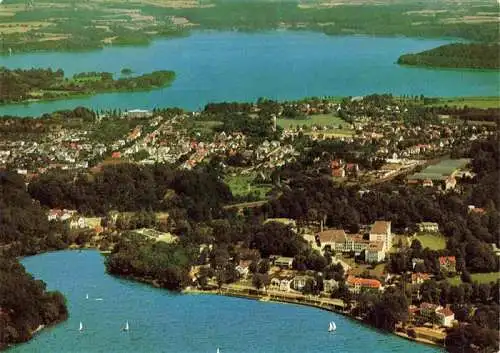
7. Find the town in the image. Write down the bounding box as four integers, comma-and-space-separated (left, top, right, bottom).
1, 94, 498, 353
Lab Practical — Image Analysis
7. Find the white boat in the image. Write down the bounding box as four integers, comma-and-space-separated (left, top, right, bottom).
328, 321, 336, 332
216, 348, 220, 353
85, 294, 89, 300
79, 321, 84, 332
123, 321, 129, 332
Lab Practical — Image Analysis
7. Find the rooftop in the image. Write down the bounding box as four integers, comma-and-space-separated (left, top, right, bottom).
371, 221, 391, 235
317, 229, 346, 244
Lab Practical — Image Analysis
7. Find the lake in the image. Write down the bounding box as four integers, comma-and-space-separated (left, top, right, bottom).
10, 250, 443, 353
1, 31, 498, 117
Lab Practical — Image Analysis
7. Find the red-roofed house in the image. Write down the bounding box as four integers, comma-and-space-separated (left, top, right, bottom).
346, 275, 382, 293
411, 272, 431, 285
111, 151, 121, 159
438, 256, 456, 273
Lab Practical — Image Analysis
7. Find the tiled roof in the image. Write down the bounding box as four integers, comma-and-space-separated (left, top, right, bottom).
318, 229, 346, 244
371, 221, 391, 234
347, 275, 381, 288
438, 256, 456, 265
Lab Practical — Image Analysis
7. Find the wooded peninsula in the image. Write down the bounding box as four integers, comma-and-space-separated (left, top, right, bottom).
397, 43, 500, 70
0, 68, 176, 104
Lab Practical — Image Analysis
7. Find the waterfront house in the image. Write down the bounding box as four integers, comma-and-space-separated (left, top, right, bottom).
323, 279, 339, 293
69, 216, 86, 229
271, 277, 293, 292
417, 222, 439, 233
438, 256, 456, 273
235, 265, 250, 279
346, 275, 382, 294
436, 307, 455, 327
292, 275, 315, 291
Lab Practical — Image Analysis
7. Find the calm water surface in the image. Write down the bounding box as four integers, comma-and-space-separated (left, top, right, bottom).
1, 31, 498, 116
10, 250, 443, 353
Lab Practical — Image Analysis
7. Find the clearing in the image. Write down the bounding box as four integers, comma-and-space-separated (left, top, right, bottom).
414, 233, 447, 250
447, 272, 500, 286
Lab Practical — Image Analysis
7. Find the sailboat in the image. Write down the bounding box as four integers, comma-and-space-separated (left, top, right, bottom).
122, 321, 129, 332
79, 321, 84, 332
328, 321, 336, 332
216, 348, 220, 353
85, 293, 89, 300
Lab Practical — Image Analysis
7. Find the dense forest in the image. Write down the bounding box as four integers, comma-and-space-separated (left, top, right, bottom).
397, 43, 500, 70
0, 172, 68, 350
0, 67, 176, 104
28, 163, 233, 221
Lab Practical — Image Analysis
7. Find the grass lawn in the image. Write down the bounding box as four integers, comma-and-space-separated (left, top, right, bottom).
414, 233, 447, 250
277, 114, 350, 129
425, 97, 500, 109
191, 120, 223, 133
447, 272, 500, 286
225, 173, 271, 200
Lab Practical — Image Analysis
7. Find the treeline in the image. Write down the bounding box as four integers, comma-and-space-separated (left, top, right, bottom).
0, 257, 68, 350
397, 43, 500, 70
0, 172, 72, 256
0, 172, 68, 350
0, 67, 175, 104
28, 163, 233, 221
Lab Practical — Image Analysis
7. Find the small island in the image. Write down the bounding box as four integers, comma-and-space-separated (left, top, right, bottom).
0, 68, 176, 105
397, 43, 500, 70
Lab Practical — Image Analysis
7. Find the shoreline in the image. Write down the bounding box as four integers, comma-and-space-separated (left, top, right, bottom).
181, 286, 444, 350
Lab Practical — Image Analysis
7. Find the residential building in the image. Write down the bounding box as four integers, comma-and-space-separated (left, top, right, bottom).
323, 279, 339, 293
417, 222, 439, 233
69, 216, 86, 229
365, 242, 385, 263
273, 256, 294, 269
369, 221, 392, 251
346, 275, 382, 293
235, 265, 249, 279
436, 307, 455, 328
438, 256, 456, 273
411, 272, 431, 285
292, 275, 315, 291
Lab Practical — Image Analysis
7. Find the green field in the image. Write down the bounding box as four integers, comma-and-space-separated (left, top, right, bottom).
191, 120, 223, 133
225, 173, 271, 200
447, 272, 500, 286
425, 97, 500, 109
278, 114, 348, 129
414, 233, 447, 250
278, 114, 354, 137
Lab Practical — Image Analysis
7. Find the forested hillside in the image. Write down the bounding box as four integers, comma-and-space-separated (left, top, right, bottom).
0, 172, 68, 350
397, 43, 500, 70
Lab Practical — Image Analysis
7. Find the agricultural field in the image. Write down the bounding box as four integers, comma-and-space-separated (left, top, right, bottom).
425, 96, 500, 109
414, 233, 447, 250
447, 272, 500, 286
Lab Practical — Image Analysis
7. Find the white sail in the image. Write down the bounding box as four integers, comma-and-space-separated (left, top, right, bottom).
79, 322, 84, 331
216, 348, 220, 353
124, 321, 129, 331
86, 294, 89, 299
328, 321, 336, 332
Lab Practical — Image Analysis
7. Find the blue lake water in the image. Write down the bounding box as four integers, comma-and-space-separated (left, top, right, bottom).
1, 31, 498, 117
10, 250, 443, 353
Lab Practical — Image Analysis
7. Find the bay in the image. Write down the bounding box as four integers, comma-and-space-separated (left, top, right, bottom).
9, 250, 443, 353
1, 31, 498, 117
